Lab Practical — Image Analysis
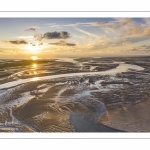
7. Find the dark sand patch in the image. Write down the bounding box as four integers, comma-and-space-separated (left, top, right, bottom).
41, 85, 66, 99
98, 99, 150, 131
0, 108, 12, 123
61, 89, 77, 97
13, 97, 74, 132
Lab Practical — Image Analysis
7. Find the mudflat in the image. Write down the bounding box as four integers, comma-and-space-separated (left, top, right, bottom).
0, 57, 150, 132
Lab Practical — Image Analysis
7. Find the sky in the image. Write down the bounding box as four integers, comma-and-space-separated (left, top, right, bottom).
0, 18, 150, 59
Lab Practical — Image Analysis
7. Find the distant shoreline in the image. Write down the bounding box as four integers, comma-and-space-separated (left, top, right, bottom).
1, 55, 150, 60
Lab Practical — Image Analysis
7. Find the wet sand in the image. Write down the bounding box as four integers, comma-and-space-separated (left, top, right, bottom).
98, 99, 150, 132
0, 57, 150, 132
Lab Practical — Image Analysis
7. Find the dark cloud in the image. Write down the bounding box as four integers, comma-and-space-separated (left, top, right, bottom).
7, 39, 28, 44
33, 31, 71, 42
49, 40, 76, 46
38, 42, 43, 46
30, 42, 43, 46
34, 34, 43, 41
25, 28, 36, 32
30, 43, 36, 46
43, 31, 71, 39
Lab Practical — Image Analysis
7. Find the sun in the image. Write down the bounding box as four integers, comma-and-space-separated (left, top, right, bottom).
31, 56, 38, 60
26, 43, 42, 53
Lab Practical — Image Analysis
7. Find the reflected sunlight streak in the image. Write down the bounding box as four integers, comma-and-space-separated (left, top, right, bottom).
33, 64, 37, 68
30, 77, 40, 81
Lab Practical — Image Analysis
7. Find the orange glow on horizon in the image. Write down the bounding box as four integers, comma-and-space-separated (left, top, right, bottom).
31, 56, 38, 60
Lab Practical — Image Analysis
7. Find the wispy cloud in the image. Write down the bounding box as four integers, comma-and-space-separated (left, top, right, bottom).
74, 27, 98, 38
25, 28, 36, 32
17, 36, 34, 40
130, 45, 150, 52
65, 22, 108, 27
44, 23, 60, 27
49, 40, 76, 46
106, 18, 132, 29
65, 19, 131, 28
45, 23, 60, 28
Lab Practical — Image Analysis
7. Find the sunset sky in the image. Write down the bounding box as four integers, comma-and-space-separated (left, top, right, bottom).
1, 18, 150, 59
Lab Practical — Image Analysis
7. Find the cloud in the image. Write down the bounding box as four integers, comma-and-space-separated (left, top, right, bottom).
130, 45, 150, 52
29, 42, 43, 46
38, 42, 43, 46
17, 36, 34, 40
105, 18, 150, 37
122, 34, 150, 44
74, 27, 98, 38
65, 19, 131, 28
100, 18, 150, 46
25, 28, 36, 32
49, 40, 76, 46
43, 31, 71, 39
6, 39, 28, 44
33, 31, 71, 42
121, 41, 131, 46
65, 22, 108, 27
0, 47, 26, 54
107, 18, 132, 29
47, 23, 60, 28
49, 25, 60, 28
143, 27, 150, 35
45, 23, 60, 28
34, 34, 43, 41
127, 27, 141, 35
121, 18, 132, 26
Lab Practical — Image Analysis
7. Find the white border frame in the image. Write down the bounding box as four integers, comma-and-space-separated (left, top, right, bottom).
0, 11, 150, 139
0, 12, 150, 18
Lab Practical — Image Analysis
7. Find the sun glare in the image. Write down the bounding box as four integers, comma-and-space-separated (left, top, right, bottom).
33, 64, 37, 68
26, 43, 42, 53
31, 56, 38, 60
30, 77, 40, 81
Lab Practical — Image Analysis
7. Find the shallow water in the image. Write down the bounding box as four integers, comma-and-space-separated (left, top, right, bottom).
70, 114, 124, 132
0, 63, 144, 90
70, 100, 124, 132
0, 60, 146, 132
55, 58, 78, 63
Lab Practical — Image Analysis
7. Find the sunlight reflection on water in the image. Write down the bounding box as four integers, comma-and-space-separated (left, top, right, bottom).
30, 77, 39, 81
0, 62, 144, 90
33, 64, 37, 68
